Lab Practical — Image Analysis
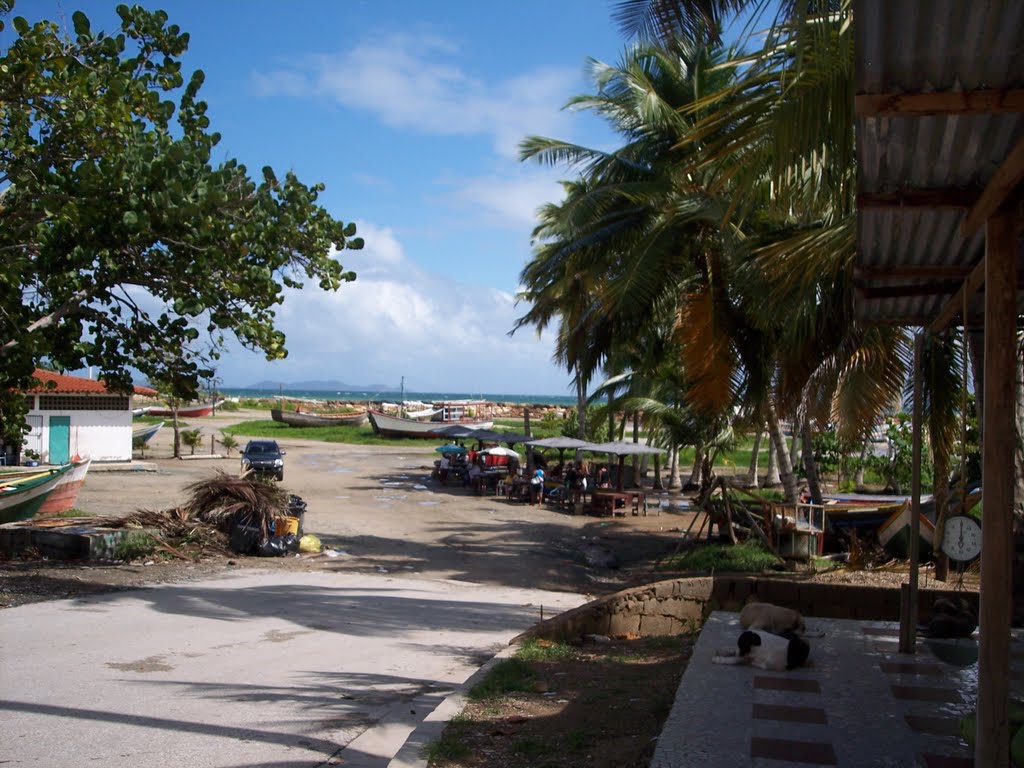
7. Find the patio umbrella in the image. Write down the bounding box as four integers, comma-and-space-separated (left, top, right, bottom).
587, 441, 667, 491
465, 428, 505, 443
480, 446, 520, 458
434, 444, 467, 454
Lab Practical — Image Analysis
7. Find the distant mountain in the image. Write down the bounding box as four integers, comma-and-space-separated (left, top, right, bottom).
241, 380, 397, 392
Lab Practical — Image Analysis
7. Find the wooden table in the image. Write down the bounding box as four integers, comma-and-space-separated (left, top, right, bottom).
588, 490, 647, 516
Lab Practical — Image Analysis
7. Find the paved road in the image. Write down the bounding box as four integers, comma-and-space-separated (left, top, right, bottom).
0, 570, 583, 767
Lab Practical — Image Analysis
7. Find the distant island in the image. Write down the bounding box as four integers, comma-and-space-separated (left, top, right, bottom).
239, 380, 398, 392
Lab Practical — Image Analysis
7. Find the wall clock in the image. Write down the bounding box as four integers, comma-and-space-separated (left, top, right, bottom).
942, 515, 982, 562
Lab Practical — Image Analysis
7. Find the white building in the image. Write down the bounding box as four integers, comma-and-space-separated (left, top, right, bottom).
16, 369, 157, 464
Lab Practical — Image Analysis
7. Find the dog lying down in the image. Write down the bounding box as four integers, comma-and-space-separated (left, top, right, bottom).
713, 630, 811, 671
740, 601, 824, 638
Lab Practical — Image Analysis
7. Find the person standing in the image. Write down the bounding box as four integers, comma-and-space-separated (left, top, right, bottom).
439, 454, 450, 484
529, 466, 545, 505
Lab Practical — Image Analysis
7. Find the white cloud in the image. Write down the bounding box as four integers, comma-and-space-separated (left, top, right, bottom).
255, 32, 578, 160
442, 171, 567, 229
220, 222, 571, 395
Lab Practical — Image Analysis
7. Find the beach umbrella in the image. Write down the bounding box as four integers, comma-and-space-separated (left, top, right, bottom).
587, 441, 667, 491
480, 446, 520, 458
434, 444, 467, 454
465, 428, 505, 443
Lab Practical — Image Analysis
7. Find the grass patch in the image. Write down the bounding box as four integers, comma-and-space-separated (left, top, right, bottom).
468, 658, 537, 700
115, 531, 158, 561
514, 638, 578, 662
50, 507, 95, 518
420, 729, 469, 762
223, 420, 441, 448
659, 541, 781, 572
512, 736, 548, 758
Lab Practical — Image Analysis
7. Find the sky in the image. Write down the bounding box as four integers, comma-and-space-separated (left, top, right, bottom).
11, 0, 639, 396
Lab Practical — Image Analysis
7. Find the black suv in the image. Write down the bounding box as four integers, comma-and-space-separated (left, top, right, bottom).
240, 439, 285, 481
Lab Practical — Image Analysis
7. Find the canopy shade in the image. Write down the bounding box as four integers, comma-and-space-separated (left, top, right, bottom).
587, 440, 667, 456
431, 424, 476, 438
464, 429, 505, 443
524, 436, 598, 450
496, 432, 533, 446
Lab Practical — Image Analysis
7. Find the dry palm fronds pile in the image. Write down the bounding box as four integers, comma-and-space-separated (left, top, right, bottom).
183, 470, 288, 538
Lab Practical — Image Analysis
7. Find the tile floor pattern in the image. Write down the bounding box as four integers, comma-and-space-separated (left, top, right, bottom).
651, 612, 1024, 767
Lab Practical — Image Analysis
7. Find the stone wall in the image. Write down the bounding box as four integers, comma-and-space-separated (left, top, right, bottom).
515, 574, 979, 643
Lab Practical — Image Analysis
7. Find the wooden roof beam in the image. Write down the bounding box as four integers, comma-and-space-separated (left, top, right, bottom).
857, 188, 979, 209
961, 136, 1024, 236
929, 257, 987, 333
856, 88, 1024, 117
855, 266, 973, 281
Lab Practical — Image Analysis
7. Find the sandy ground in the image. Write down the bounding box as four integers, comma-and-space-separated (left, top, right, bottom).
72, 408, 697, 598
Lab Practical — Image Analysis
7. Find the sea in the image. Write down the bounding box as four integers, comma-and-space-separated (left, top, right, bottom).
220, 387, 577, 408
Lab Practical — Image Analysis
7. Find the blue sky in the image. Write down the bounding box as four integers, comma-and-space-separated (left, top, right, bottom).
13, 0, 640, 396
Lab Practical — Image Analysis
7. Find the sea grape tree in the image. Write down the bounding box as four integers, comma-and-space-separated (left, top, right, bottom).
0, 2, 362, 411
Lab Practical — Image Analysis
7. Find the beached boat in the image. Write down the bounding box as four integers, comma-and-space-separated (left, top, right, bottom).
271, 408, 369, 428
368, 410, 494, 439
148, 403, 216, 418
877, 501, 935, 559
0, 463, 77, 524
132, 421, 164, 446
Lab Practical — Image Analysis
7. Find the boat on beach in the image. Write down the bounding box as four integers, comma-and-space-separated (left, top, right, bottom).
877, 501, 935, 559
0, 462, 80, 524
132, 421, 164, 446
367, 406, 494, 439
271, 408, 369, 428
147, 402, 219, 418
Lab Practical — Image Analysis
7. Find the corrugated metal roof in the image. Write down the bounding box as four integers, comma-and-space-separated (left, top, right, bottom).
26, 369, 157, 397
854, 0, 1024, 326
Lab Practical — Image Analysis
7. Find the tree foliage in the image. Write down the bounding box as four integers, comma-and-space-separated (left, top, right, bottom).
0, 4, 362, 405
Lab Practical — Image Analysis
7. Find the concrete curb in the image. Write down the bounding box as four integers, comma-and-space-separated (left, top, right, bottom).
386, 644, 518, 768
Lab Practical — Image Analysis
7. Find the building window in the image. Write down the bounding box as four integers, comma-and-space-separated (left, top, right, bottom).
38, 395, 129, 411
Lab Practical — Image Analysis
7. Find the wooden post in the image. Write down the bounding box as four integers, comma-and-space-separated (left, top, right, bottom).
900, 333, 923, 654
976, 210, 1016, 768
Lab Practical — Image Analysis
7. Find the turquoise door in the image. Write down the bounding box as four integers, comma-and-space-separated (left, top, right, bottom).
49, 416, 70, 465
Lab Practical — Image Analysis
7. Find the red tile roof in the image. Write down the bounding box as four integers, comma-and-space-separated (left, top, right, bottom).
27, 369, 158, 397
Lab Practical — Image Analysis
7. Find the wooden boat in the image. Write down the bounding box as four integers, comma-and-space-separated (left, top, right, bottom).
148, 403, 214, 418
0, 463, 77, 524
132, 421, 164, 445
368, 410, 494, 439
271, 408, 369, 428
877, 501, 935, 559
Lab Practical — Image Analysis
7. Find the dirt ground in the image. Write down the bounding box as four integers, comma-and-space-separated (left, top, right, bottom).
1, 408, 974, 767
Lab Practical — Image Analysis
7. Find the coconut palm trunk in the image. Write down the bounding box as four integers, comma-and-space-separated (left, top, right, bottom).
746, 428, 763, 487
767, 404, 798, 502
800, 419, 823, 504
765, 436, 780, 486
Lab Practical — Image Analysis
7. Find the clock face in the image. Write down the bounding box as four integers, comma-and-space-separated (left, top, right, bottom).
942, 516, 982, 561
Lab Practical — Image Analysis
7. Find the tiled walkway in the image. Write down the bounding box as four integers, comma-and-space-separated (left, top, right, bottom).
651, 611, 1015, 767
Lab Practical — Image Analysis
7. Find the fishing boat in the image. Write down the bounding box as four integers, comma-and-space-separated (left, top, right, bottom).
271, 408, 369, 428
147, 402, 219, 418
368, 407, 494, 439
132, 421, 164, 446
877, 501, 935, 559
0, 463, 77, 524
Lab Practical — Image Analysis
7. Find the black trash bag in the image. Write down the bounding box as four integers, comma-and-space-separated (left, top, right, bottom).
280, 533, 300, 552
229, 523, 263, 555
257, 535, 291, 557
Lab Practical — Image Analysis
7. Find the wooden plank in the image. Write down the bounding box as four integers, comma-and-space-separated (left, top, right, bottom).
857, 188, 979, 209
856, 282, 960, 299
928, 258, 987, 333
962, 136, 1024, 236
856, 88, 1024, 117
976, 210, 1017, 768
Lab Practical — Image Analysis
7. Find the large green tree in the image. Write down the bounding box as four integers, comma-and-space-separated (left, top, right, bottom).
0, 4, 361, 418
